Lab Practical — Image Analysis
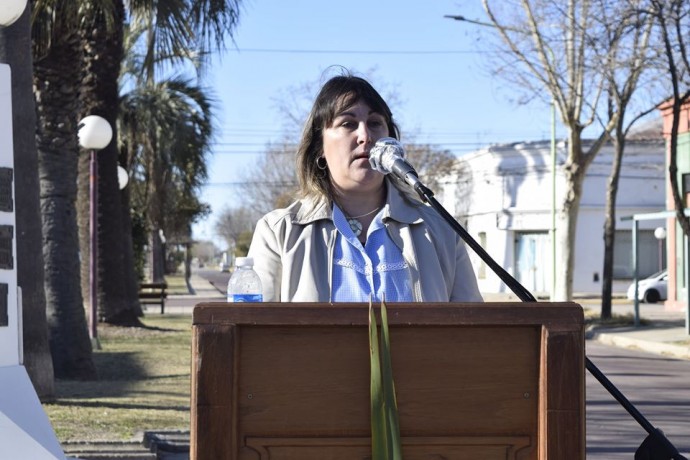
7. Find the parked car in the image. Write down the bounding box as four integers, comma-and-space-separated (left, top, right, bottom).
626, 269, 667, 303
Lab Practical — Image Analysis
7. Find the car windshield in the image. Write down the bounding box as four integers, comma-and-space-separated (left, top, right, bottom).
645, 269, 666, 279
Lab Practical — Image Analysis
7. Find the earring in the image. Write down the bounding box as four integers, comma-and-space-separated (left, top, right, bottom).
316, 156, 328, 170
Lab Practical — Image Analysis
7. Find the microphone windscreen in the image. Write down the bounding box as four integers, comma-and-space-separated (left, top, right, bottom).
369, 137, 404, 174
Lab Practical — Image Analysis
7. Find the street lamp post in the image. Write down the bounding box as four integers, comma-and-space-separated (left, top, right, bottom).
78, 115, 113, 348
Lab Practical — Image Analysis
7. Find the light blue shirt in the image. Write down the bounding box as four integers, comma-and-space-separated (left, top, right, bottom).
331, 204, 413, 302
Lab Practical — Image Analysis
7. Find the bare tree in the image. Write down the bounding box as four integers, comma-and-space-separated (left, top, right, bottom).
593, 0, 658, 319
244, 71, 456, 216
240, 136, 459, 221
404, 143, 457, 192
271, 67, 404, 140
475, 0, 643, 300
191, 240, 217, 266
214, 205, 257, 251
241, 138, 299, 215
649, 0, 690, 239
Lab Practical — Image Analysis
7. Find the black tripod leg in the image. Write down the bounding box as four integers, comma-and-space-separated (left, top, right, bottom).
634, 429, 687, 460
587, 358, 687, 460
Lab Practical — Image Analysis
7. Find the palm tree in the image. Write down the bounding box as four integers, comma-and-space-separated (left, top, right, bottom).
119, 76, 214, 281
32, 0, 97, 379
32, 0, 242, 340
76, 1, 144, 325
0, 4, 55, 398
77, 0, 241, 314
29, 0, 241, 377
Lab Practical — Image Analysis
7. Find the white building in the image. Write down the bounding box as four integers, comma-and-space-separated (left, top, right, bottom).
438, 138, 666, 297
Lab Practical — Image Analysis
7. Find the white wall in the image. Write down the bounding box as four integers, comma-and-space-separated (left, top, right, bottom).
446, 139, 666, 296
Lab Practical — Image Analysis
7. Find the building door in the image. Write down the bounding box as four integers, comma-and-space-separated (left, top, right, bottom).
515, 232, 550, 295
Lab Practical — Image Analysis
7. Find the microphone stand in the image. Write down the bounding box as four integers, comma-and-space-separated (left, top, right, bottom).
411, 180, 687, 460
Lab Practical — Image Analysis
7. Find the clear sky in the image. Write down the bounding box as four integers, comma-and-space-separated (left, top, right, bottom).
193, 0, 564, 248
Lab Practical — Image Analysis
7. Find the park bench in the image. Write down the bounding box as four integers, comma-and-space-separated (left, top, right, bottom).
138, 282, 168, 314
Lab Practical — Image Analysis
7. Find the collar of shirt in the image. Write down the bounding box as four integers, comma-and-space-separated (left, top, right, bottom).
331, 203, 412, 302
291, 177, 425, 226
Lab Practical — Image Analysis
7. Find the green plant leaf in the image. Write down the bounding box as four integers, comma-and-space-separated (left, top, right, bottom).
370, 298, 403, 460
380, 299, 402, 460
369, 299, 387, 459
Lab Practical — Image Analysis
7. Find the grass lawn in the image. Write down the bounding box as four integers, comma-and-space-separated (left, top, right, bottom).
43, 314, 193, 442
164, 274, 191, 295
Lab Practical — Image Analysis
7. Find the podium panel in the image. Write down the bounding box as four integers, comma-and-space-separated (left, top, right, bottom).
191, 303, 584, 460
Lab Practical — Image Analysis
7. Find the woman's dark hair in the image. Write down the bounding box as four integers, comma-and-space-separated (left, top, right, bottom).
296, 73, 400, 201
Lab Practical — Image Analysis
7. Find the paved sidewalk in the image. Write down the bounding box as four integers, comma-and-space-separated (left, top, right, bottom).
484, 292, 690, 361
175, 275, 223, 299
583, 300, 690, 360
144, 275, 225, 316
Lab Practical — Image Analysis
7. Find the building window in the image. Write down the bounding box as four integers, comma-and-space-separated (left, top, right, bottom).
613, 229, 664, 278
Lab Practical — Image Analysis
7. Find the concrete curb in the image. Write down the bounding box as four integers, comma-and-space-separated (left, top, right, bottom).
63, 440, 156, 459
63, 431, 192, 460
587, 328, 690, 360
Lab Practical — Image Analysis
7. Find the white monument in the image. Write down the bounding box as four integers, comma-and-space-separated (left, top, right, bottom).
0, 63, 65, 459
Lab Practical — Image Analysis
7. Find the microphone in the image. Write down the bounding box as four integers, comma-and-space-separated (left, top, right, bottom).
369, 137, 422, 188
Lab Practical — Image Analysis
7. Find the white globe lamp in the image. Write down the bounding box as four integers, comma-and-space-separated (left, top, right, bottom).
654, 227, 667, 241
78, 115, 113, 149
0, 0, 27, 27
654, 226, 667, 272
117, 165, 129, 190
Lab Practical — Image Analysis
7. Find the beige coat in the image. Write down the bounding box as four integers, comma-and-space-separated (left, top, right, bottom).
247, 178, 483, 303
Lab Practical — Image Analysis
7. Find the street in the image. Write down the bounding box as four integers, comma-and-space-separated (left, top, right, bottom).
586, 341, 690, 458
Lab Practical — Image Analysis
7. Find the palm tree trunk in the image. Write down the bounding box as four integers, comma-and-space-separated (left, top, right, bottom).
119, 142, 144, 313
120, 183, 144, 317
184, 241, 192, 282
148, 230, 166, 282
78, 1, 142, 325
0, 5, 55, 398
34, 20, 96, 380
147, 144, 167, 283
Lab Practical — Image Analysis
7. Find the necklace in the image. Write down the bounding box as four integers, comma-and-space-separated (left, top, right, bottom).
345, 206, 381, 237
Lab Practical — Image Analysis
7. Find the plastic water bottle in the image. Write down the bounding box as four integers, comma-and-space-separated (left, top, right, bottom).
227, 257, 263, 303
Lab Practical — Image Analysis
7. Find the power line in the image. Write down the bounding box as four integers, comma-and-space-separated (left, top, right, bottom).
212, 142, 283, 146
214, 130, 560, 142
204, 181, 297, 187
231, 48, 481, 55
211, 140, 492, 148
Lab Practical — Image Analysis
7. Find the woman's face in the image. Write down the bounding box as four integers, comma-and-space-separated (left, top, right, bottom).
321, 99, 390, 194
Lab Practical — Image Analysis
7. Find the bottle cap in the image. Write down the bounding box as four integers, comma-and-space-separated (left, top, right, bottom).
235, 257, 254, 267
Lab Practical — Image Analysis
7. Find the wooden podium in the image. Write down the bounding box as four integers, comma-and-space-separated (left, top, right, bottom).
191, 303, 585, 459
